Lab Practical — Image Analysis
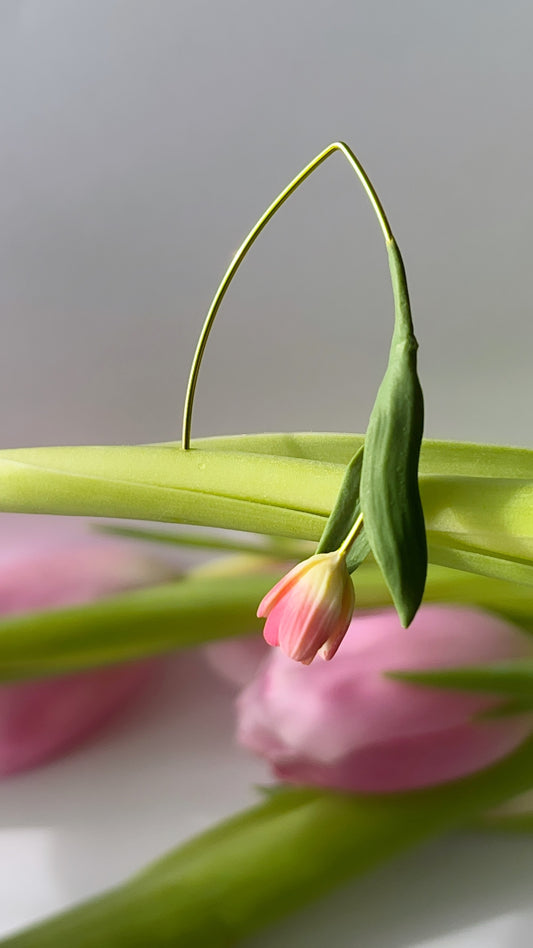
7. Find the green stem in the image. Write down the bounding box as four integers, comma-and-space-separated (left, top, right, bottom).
337, 511, 364, 557
181, 143, 392, 449
0, 564, 530, 682
0, 444, 529, 548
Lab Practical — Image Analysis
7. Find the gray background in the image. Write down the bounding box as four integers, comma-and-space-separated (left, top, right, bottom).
1, 1, 531, 450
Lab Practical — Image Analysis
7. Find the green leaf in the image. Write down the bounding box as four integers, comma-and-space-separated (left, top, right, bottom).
94, 524, 307, 559
476, 698, 533, 719
191, 432, 533, 479
421, 477, 533, 559
5, 735, 533, 947
1, 445, 529, 548
0, 441, 530, 589
390, 660, 533, 700
480, 812, 533, 833
0, 444, 332, 539
477, 792, 533, 832
428, 530, 533, 586
315, 446, 371, 572
360, 240, 427, 626
0, 571, 278, 681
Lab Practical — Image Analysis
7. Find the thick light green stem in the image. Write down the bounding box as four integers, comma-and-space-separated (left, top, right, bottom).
0, 443, 531, 538
0, 440, 530, 586
181, 143, 392, 449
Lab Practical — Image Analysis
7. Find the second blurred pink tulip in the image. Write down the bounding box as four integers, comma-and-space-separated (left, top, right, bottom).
0, 516, 176, 776
237, 605, 533, 793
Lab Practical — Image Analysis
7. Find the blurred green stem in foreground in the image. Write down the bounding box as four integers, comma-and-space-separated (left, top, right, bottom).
0, 560, 531, 682
4, 733, 533, 947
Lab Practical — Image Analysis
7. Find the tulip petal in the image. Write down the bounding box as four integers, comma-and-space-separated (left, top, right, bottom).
257, 558, 316, 618
319, 580, 356, 661
263, 606, 282, 647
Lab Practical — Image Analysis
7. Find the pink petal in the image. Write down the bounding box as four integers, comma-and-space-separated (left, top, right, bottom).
319, 580, 356, 661
273, 715, 532, 793
257, 558, 314, 618
263, 607, 282, 647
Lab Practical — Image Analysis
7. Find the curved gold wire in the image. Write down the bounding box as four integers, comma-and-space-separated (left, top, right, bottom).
181, 141, 394, 449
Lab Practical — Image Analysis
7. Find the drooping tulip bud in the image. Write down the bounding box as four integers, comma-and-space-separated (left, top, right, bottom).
238, 605, 533, 793
257, 551, 355, 664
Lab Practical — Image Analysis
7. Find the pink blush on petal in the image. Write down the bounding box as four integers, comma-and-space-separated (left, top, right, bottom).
274, 715, 532, 794
263, 606, 282, 646
257, 564, 303, 617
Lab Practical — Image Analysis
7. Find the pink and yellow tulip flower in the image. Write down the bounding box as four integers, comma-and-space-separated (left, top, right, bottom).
257, 551, 355, 664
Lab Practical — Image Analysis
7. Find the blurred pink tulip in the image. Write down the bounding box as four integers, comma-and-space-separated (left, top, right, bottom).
0, 665, 156, 777
237, 605, 533, 793
0, 515, 176, 776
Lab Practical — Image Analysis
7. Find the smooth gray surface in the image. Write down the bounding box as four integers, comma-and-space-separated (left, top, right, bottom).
1, 1, 531, 449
